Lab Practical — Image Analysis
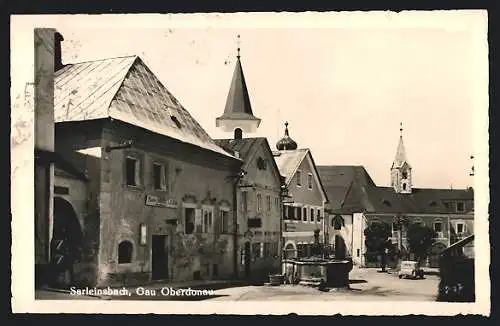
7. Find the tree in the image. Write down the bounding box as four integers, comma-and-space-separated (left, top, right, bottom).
406, 223, 436, 262
364, 222, 392, 268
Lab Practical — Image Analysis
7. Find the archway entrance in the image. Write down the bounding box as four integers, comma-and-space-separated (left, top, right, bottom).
428, 242, 447, 268
51, 197, 83, 287
283, 242, 297, 259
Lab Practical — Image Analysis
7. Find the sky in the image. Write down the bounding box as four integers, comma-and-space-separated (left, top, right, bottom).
10, 12, 488, 189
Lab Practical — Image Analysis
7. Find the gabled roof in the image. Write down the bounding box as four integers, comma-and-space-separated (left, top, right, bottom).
273, 149, 329, 203
317, 165, 376, 210
35, 149, 88, 181
216, 57, 260, 121
54, 55, 235, 159
320, 165, 474, 215
273, 149, 309, 184
214, 137, 283, 185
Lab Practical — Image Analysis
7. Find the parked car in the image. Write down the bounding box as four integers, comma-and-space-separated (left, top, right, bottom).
398, 260, 424, 279
437, 234, 475, 302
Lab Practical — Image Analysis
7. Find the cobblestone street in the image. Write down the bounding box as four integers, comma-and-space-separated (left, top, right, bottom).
208, 267, 440, 301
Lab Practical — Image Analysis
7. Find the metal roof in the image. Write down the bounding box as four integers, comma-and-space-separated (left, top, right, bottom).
54, 55, 235, 158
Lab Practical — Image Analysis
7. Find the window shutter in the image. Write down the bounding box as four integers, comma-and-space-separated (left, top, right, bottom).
134, 159, 141, 186
161, 164, 167, 190
195, 209, 202, 233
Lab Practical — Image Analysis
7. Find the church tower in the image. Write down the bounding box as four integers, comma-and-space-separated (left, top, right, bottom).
391, 123, 412, 194
216, 35, 261, 139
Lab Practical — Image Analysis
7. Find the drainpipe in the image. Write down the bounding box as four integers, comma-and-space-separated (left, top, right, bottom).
232, 178, 238, 279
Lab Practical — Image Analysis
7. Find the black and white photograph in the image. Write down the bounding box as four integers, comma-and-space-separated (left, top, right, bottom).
10, 12, 490, 315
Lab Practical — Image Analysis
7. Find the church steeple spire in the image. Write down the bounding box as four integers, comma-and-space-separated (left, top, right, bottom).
216, 35, 261, 138
391, 122, 412, 193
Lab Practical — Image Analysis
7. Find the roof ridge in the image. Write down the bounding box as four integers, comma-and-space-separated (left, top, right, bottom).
64, 55, 138, 66
105, 56, 138, 117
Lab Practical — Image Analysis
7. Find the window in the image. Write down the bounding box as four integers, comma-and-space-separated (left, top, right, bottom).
457, 202, 465, 212
275, 197, 280, 211
307, 173, 313, 189
125, 156, 140, 186
212, 264, 219, 277
402, 171, 408, 179
118, 241, 133, 264
257, 193, 262, 212
202, 208, 213, 233
356, 249, 360, 257
402, 183, 407, 191
296, 170, 302, 186
434, 220, 443, 238
286, 205, 295, 220
296, 206, 302, 220
152, 163, 167, 191
303, 207, 307, 222
252, 243, 262, 258
241, 192, 248, 212
317, 209, 321, 222
310, 208, 314, 222
266, 195, 271, 211
456, 222, 465, 234
184, 208, 195, 234
220, 209, 229, 233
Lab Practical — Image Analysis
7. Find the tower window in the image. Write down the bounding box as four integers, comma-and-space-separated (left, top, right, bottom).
402, 183, 407, 191
234, 128, 242, 140
402, 171, 408, 179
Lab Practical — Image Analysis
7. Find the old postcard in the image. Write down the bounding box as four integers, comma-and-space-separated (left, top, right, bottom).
10, 11, 490, 315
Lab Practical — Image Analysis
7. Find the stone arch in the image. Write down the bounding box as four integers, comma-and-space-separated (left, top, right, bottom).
51, 196, 84, 286
283, 240, 297, 259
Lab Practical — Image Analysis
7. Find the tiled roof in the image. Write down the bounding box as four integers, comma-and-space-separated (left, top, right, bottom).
318, 165, 474, 214
273, 149, 309, 184
54, 55, 235, 158
317, 166, 376, 210
215, 137, 283, 183
214, 137, 263, 160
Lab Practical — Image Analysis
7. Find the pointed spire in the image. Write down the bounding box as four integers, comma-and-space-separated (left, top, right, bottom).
237, 34, 241, 59
215, 35, 261, 134
284, 121, 289, 136
393, 122, 409, 168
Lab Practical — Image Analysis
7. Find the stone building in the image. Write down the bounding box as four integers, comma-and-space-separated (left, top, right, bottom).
52, 43, 243, 286
272, 123, 329, 259
33, 28, 66, 287
214, 42, 283, 281
318, 125, 474, 268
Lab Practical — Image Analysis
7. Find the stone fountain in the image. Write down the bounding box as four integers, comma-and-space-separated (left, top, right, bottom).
281, 230, 353, 288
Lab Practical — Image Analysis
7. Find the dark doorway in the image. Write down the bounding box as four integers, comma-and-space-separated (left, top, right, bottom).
51, 197, 83, 288
152, 235, 168, 280
335, 235, 347, 259
244, 241, 251, 278
234, 128, 243, 140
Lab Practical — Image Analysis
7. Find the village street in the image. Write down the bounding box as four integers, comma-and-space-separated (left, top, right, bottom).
208, 267, 440, 302
36, 267, 440, 302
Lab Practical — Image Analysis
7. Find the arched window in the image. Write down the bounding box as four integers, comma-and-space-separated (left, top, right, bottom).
118, 241, 133, 264
402, 183, 407, 190
234, 128, 242, 139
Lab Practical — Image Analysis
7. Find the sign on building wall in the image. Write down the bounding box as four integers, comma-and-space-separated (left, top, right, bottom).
145, 194, 179, 209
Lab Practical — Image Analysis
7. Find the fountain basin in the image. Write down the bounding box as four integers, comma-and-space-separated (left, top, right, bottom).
282, 258, 353, 288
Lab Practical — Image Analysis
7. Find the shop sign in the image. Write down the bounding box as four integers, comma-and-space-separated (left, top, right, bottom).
145, 194, 179, 208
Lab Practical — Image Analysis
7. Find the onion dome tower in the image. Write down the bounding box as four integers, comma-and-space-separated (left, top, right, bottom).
276, 122, 298, 151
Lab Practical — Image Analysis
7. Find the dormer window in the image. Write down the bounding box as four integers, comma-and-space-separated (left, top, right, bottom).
457, 202, 465, 213
382, 199, 391, 207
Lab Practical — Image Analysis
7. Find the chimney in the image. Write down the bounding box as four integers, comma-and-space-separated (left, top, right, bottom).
54, 32, 64, 72
34, 28, 56, 152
